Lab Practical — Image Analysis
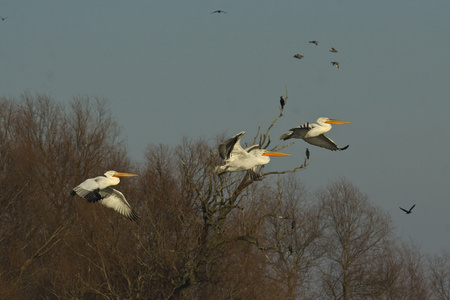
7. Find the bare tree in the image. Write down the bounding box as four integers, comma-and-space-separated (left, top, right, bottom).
129, 96, 312, 299
317, 178, 395, 299
392, 242, 429, 299
256, 176, 324, 299
133, 139, 274, 299
429, 249, 450, 299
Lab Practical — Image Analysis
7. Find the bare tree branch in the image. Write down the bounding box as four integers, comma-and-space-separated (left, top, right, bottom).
16, 226, 65, 284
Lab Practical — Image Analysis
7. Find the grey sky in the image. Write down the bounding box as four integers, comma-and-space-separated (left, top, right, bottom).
1, 0, 450, 253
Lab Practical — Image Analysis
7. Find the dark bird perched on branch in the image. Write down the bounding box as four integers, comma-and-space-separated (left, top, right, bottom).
399, 204, 416, 214
309, 40, 318, 45
305, 148, 310, 159
280, 96, 285, 109
281, 117, 350, 151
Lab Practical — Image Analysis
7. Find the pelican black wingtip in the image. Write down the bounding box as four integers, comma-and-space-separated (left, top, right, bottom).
280, 133, 292, 140
128, 211, 140, 222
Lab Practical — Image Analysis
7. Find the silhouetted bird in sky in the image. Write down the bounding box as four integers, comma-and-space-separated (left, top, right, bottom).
211, 10, 227, 14
306, 148, 310, 160
400, 204, 415, 214
309, 40, 318, 45
331, 61, 340, 68
280, 96, 285, 109
0, 16, 9, 21
330, 47, 338, 53
293, 54, 304, 59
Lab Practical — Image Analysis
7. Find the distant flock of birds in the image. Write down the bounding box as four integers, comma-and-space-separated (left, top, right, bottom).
67, 11, 416, 221
294, 40, 340, 69
210, 11, 341, 68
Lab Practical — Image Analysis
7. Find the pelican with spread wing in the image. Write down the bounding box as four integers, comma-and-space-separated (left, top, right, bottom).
280, 117, 350, 151
216, 131, 290, 176
70, 171, 139, 221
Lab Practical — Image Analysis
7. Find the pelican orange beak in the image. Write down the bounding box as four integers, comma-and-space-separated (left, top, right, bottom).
262, 150, 291, 157
113, 172, 139, 177
325, 119, 351, 125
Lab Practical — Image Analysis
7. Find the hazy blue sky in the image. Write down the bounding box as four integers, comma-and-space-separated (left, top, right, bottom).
2, 1, 450, 253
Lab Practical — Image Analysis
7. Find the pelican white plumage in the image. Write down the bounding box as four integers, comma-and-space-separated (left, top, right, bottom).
280, 117, 350, 151
216, 131, 290, 176
70, 170, 139, 221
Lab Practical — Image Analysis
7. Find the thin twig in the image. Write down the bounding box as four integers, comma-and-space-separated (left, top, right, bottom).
262, 159, 310, 177
269, 141, 295, 152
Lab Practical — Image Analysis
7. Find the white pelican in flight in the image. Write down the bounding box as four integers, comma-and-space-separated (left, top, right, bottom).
70, 171, 139, 221
280, 117, 350, 151
216, 131, 290, 176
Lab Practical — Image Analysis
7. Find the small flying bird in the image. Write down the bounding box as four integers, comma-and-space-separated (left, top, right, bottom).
216, 131, 291, 177
280, 96, 285, 109
211, 10, 227, 14
293, 54, 304, 59
330, 47, 338, 53
70, 171, 139, 221
399, 204, 416, 214
0, 16, 9, 21
305, 148, 310, 159
280, 117, 350, 151
309, 40, 319, 45
331, 61, 340, 68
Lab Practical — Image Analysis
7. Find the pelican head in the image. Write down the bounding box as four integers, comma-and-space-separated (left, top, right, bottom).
251, 149, 291, 168
317, 117, 351, 125
104, 170, 139, 178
